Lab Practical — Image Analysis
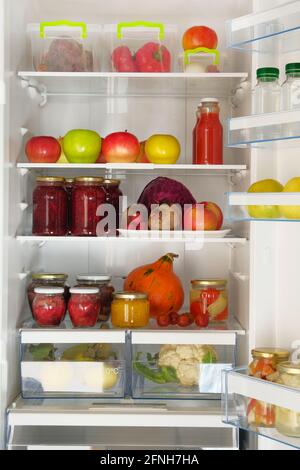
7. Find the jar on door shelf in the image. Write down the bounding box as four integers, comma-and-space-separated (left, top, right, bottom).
76, 274, 115, 322
32, 287, 67, 327
190, 280, 228, 323
71, 177, 106, 236
281, 63, 300, 111
101, 179, 123, 231
275, 362, 300, 438
111, 292, 150, 328
193, 98, 223, 165
32, 177, 68, 236
247, 348, 290, 428
68, 287, 101, 328
27, 273, 69, 312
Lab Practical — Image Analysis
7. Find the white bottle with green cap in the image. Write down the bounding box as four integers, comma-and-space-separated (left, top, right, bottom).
253, 67, 281, 115
281, 63, 300, 111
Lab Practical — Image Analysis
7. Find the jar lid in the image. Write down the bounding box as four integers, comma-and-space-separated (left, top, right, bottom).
251, 348, 290, 360
191, 279, 227, 287
75, 177, 103, 184
31, 273, 68, 281
286, 63, 300, 74
257, 67, 279, 79
114, 292, 148, 300
70, 287, 100, 295
278, 362, 300, 375
102, 179, 120, 185
65, 178, 75, 184
77, 274, 111, 282
34, 287, 65, 295
200, 98, 219, 104
36, 177, 65, 183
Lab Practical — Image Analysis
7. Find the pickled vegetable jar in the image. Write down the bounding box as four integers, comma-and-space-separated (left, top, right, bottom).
68, 287, 101, 328
27, 273, 69, 312
276, 362, 300, 437
101, 179, 123, 231
247, 348, 290, 428
111, 292, 150, 328
71, 177, 106, 236
32, 177, 68, 236
32, 287, 67, 327
190, 280, 228, 323
76, 274, 115, 322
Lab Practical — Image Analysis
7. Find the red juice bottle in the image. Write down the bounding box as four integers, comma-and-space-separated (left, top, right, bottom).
195, 98, 223, 165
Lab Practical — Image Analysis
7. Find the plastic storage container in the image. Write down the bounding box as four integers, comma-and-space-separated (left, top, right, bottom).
253, 67, 281, 114
179, 48, 220, 73
20, 329, 126, 399
27, 21, 102, 72
104, 22, 177, 73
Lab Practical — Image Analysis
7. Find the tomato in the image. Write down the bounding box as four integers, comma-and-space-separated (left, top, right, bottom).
169, 312, 179, 325
182, 26, 218, 51
178, 314, 191, 328
157, 314, 171, 327
195, 314, 209, 328
135, 42, 171, 73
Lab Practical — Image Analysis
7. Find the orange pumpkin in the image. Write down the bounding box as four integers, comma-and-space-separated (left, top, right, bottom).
124, 253, 184, 317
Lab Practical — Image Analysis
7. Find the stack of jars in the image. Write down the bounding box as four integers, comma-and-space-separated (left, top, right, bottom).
28, 273, 115, 328
32, 176, 123, 237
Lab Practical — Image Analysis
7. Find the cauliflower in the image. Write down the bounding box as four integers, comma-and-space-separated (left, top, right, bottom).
158, 345, 218, 387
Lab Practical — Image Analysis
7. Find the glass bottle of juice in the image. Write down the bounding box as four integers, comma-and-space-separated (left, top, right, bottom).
195, 98, 223, 165
192, 104, 201, 164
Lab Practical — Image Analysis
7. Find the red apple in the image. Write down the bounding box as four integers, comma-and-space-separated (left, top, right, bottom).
182, 26, 218, 51
136, 141, 150, 163
25, 136, 61, 163
200, 202, 223, 230
102, 131, 140, 164
184, 203, 219, 231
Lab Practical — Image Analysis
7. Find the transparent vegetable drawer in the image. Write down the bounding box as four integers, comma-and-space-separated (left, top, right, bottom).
27, 21, 102, 72
103, 22, 177, 73
222, 368, 300, 450
20, 329, 126, 399
131, 330, 236, 400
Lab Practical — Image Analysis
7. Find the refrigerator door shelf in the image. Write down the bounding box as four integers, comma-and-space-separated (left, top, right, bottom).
222, 368, 300, 450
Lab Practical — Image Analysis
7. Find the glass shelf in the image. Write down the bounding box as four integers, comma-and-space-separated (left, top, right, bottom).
227, 0, 300, 53
222, 368, 300, 450
227, 192, 300, 222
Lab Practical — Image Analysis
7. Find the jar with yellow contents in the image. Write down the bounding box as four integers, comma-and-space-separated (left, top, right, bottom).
111, 292, 150, 328
275, 362, 300, 437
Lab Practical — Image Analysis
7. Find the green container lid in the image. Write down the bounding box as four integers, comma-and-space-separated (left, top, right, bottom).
286, 63, 300, 74
257, 67, 279, 80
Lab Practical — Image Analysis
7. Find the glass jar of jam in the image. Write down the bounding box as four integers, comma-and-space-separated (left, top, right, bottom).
190, 280, 228, 323
68, 287, 101, 328
27, 273, 69, 313
65, 178, 74, 235
111, 292, 150, 329
71, 177, 106, 237
101, 179, 123, 231
76, 275, 115, 322
275, 362, 300, 437
32, 287, 67, 327
32, 177, 68, 236
247, 348, 290, 428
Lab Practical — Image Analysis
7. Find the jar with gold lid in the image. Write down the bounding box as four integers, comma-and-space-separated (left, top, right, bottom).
275, 362, 300, 437
27, 273, 69, 312
190, 279, 228, 323
111, 292, 150, 328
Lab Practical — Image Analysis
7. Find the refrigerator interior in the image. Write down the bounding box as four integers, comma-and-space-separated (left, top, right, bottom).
2, 0, 300, 451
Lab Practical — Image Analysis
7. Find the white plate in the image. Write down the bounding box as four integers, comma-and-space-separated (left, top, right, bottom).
118, 229, 231, 239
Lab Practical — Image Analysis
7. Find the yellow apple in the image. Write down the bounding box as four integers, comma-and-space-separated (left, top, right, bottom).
145, 135, 181, 164
281, 177, 300, 219
247, 179, 283, 219
57, 137, 69, 164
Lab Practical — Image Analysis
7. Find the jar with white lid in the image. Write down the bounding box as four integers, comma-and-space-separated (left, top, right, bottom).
68, 287, 101, 328
32, 287, 67, 327
76, 275, 115, 322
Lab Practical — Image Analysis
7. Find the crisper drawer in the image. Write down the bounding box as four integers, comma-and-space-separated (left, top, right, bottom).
222, 367, 300, 450
131, 330, 236, 400
20, 329, 127, 399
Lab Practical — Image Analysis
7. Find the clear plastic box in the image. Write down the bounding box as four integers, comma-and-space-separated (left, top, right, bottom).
104, 22, 177, 73
27, 21, 102, 72
179, 48, 220, 73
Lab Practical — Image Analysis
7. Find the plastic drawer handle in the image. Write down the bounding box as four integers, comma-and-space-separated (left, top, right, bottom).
40, 21, 88, 39
184, 47, 220, 66
117, 21, 165, 40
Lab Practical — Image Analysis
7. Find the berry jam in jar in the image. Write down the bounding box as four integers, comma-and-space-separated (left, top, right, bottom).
68, 287, 101, 328
27, 273, 69, 313
32, 177, 68, 236
76, 275, 115, 322
101, 179, 123, 231
71, 177, 106, 236
65, 178, 74, 235
32, 287, 67, 327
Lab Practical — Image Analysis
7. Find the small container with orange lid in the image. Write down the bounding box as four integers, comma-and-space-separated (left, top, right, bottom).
111, 292, 150, 328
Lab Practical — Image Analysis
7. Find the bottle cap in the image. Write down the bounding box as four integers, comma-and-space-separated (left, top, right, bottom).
257, 67, 279, 79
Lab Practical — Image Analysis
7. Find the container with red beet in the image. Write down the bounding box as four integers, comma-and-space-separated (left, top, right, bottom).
27, 273, 69, 313
32, 287, 67, 327
76, 275, 114, 322
68, 287, 101, 328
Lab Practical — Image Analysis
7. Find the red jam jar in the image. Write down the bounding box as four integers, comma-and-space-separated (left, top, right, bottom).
65, 178, 74, 235
32, 287, 67, 327
101, 179, 123, 231
27, 273, 69, 313
76, 275, 115, 322
32, 177, 68, 236
68, 287, 101, 328
71, 177, 106, 236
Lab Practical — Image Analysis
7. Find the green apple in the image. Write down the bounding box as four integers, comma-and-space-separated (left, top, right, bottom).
281, 177, 300, 219
63, 129, 102, 164
57, 137, 69, 164
247, 179, 283, 219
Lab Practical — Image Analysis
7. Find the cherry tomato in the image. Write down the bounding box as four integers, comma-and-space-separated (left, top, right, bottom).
195, 314, 209, 328
178, 314, 191, 328
169, 312, 179, 325
157, 314, 171, 328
